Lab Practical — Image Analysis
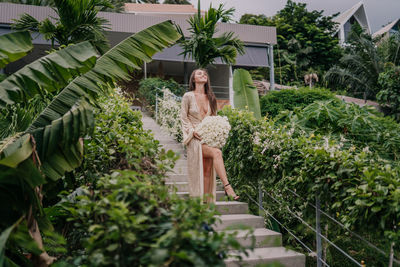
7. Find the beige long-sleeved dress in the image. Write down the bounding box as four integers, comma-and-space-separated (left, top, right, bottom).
180, 91, 216, 203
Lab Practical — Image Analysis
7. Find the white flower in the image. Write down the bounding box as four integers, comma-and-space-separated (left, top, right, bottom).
157, 89, 183, 142
195, 116, 231, 148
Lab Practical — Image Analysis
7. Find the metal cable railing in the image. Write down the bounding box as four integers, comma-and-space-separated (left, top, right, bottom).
247, 181, 397, 267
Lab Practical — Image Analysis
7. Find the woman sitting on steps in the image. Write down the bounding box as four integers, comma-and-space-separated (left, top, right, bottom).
180, 68, 239, 203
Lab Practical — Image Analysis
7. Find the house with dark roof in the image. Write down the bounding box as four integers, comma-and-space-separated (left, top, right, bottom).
0, 2, 277, 107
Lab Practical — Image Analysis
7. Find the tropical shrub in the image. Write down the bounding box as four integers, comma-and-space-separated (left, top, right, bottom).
138, 77, 184, 110
377, 65, 400, 121
50, 90, 178, 196
259, 87, 337, 117
56, 170, 248, 266
0, 21, 181, 265
156, 89, 183, 142
219, 106, 400, 265
276, 99, 400, 160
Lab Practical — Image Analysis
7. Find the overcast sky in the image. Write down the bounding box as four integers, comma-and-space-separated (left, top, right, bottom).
187, 0, 399, 33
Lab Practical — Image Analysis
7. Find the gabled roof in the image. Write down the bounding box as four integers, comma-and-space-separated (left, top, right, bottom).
0, 3, 277, 45
124, 3, 199, 14
333, 1, 371, 34
373, 18, 400, 38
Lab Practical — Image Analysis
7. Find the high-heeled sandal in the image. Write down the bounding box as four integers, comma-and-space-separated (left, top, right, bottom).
223, 183, 240, 201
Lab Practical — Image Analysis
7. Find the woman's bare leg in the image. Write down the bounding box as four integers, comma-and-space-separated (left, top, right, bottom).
203, 157, 213, 202
202, 144, 238, 198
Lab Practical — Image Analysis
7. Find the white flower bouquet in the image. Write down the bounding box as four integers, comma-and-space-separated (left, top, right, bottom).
195, 116, 231, 148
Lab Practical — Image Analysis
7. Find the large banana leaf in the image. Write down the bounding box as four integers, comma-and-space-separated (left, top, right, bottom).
30, 99, 93, 180
0, 133, 32, 168
29, 20, 181, 131
0, 31, 33, 69
233, 68, 261, 119
0, 41, 98, 108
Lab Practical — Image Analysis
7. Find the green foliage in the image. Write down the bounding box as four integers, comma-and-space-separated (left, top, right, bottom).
138, 77, 184, 109
277, 99, 400, 160
177, 1, 244, 68
220, 106, 400, 265
218, 106, 264, 210
239, 1, 342, 84
0, 41, 98, 108
233, 68, 261, 119
74, 91, 176, 185
12, 0, 112, 53
0, 31, 33, 68
325, 32, 383, 100
259, 87, 337, 117
58, 170, 247, 266
326, 26, 400, 100
0, 20, 181, 265
377, 65, 400, 121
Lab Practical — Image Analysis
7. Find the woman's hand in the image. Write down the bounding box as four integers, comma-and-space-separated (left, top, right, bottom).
193, 131, 202, 140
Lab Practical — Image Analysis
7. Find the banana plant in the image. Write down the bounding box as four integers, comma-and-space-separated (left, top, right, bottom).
0, 31, 33, 68
233, 68, 261, 119
0, 20, 181, 266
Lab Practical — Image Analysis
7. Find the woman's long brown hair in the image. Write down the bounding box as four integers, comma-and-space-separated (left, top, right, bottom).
188, 68, 217, 115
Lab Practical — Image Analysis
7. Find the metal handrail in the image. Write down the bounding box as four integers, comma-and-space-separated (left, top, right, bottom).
286, 188, 399, 263
248, 181, 396, 266
264, 191, 362, 266
245, 192, 331, 267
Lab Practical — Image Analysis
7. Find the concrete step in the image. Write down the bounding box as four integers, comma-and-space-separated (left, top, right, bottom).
161, 143, 184, 148
216, 183, 224, 191
176, 191, 226, 201
166, 181, 188, 192
168, 165, 188, 174
214, 214, 265, 231
221, 228, 282, 248
165, 174, 188, 182
215, 201, 249, 215
225, 247, 305, 267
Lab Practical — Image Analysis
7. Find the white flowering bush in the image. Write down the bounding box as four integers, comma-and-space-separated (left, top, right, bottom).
219, 105, 400, 257
195, 115, 231, 148
157, 89, 183, 142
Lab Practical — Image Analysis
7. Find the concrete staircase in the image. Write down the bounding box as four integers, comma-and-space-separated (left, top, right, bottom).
141, 112, 305, 267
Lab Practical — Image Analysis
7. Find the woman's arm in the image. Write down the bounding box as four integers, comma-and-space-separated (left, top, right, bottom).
181, 94, 195, 145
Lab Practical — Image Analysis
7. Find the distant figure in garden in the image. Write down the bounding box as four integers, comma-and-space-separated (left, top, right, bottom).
180, 69, 239, 203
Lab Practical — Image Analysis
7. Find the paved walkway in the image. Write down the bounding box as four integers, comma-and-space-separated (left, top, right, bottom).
141, 111, 305, 266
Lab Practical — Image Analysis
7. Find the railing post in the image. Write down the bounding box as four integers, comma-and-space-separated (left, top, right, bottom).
155, 91, 158, 123
389, 241, 395, 267
316, 196, 323, 267
258, 181, 263, 216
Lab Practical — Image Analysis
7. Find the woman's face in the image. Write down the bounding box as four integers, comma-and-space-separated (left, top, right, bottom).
194, 70, 208, 84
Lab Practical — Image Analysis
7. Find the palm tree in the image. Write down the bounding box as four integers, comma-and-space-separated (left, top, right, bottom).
12, 0, 112, 53
176, 1, 244, 68
325, 33, 383, 100
0, 21, 181, 266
